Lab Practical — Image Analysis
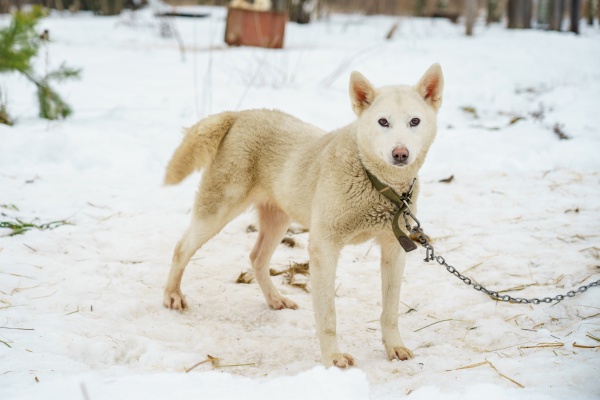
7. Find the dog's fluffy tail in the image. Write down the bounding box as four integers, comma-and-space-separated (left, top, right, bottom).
164, 112, 237, 185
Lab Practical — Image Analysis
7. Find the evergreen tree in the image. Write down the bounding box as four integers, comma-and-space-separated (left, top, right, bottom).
0, 6, 81, 123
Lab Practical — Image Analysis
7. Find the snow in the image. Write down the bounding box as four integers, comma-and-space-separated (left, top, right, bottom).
1, 6, 599, 399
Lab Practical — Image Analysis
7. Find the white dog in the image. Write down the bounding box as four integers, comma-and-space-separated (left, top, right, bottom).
163, 64, 444, 367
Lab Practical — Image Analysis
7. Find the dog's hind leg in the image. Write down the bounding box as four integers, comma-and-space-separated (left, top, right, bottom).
164, 184, 249, 310
249, 203, 298, 310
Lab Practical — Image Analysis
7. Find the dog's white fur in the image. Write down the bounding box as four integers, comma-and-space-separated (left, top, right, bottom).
163, 64, 444, 367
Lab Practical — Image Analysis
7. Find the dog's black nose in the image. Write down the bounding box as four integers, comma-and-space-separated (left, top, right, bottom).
392, 147, 409, 164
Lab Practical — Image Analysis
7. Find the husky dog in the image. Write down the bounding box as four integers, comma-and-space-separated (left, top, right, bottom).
163, 64, 444, 367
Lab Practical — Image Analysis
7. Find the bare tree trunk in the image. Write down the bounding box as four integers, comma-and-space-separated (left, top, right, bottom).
507, 0, 517, 27
523, 0, 532, 27
69, 0, 81, 12
549, 0, 565, 30
465, 0, 477, 35
507, 0, 532, 28
487, 0, 502, 23
0, 0, 10, 14
289, 0, 311, 23
570, 0, 580, 33
414, 0, 426, 17
100, 0, 124, 16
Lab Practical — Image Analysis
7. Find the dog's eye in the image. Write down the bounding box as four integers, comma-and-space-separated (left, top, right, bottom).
410, 118, 420, 127
378, 118, 389, 127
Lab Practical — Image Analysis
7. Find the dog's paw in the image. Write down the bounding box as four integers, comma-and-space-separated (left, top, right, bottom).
330, 353, 356, 368
386, 346, 414, 361
164, 289, 188, 310
268, 295, 298, 310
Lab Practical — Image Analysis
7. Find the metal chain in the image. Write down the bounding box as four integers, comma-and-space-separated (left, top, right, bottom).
400, 200, 600, 305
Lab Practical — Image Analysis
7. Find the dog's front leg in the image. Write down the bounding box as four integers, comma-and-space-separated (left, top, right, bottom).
309, 237, 354, 368
379, 235, 414, 361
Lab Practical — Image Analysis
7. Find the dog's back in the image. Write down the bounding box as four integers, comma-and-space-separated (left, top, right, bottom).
164, 109, 325, 188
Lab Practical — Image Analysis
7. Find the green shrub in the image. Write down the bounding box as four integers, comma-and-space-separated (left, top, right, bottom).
0, 6, 81, 123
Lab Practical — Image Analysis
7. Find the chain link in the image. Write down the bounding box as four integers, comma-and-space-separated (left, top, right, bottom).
400, 201, 600, 305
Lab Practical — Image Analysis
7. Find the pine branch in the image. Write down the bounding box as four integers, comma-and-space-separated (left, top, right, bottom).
0, 6, 80, 122
0, 6, 44, 74
45, 64, 82, 82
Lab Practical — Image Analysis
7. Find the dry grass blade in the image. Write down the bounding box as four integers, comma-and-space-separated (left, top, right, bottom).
487, 360, 525, 388
0, 339, 12, 348
236, 271, 254, 284
586, 333, 600, 343
572, 342, 600, 349
439, 175, 454, 183
414, 319, 457, 332
246, 224, 257, 233
216, 361, 256, 368
185, 355, 220, 373
579, 312, 600, 320
520, 342, 564, 349
413, 319, 454, 332
453, 361, 489, 370
280, 237, 296, 248
185, 354, 254, 371
0, 271, 35, 280
497, 283, 539, 294
0, 326, 34, 331
449, 360, 524, 388
461, 106, 478, 118
30, 289, 59, 300
270, 261, 310, 291
509, 116, 525, 125
553, 123, 571, 140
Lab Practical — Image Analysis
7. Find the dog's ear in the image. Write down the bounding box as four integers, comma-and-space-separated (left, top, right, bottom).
416, 63, 444, 111
349, 71, 376, 116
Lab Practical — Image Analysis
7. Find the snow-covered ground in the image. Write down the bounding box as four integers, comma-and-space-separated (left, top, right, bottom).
1, 6, 599, 399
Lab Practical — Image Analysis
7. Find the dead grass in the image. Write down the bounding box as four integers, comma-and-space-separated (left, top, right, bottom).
280, 237, 296, 248
552, 123, 571, 140
519, 342, 564, 349
235, 270, 254, 284
236, 261, 310, 292
460, 106, 479, 119
449, 359, 524, 388
185, 354, 255, 372
414, 317, 472, 333
270, 261, 310, 293
587, 332, 600, 342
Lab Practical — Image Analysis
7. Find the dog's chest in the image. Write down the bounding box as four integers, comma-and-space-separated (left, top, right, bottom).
365, 201, 398, 227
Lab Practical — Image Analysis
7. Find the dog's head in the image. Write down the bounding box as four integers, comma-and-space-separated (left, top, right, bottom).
350, 64, 443, 169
